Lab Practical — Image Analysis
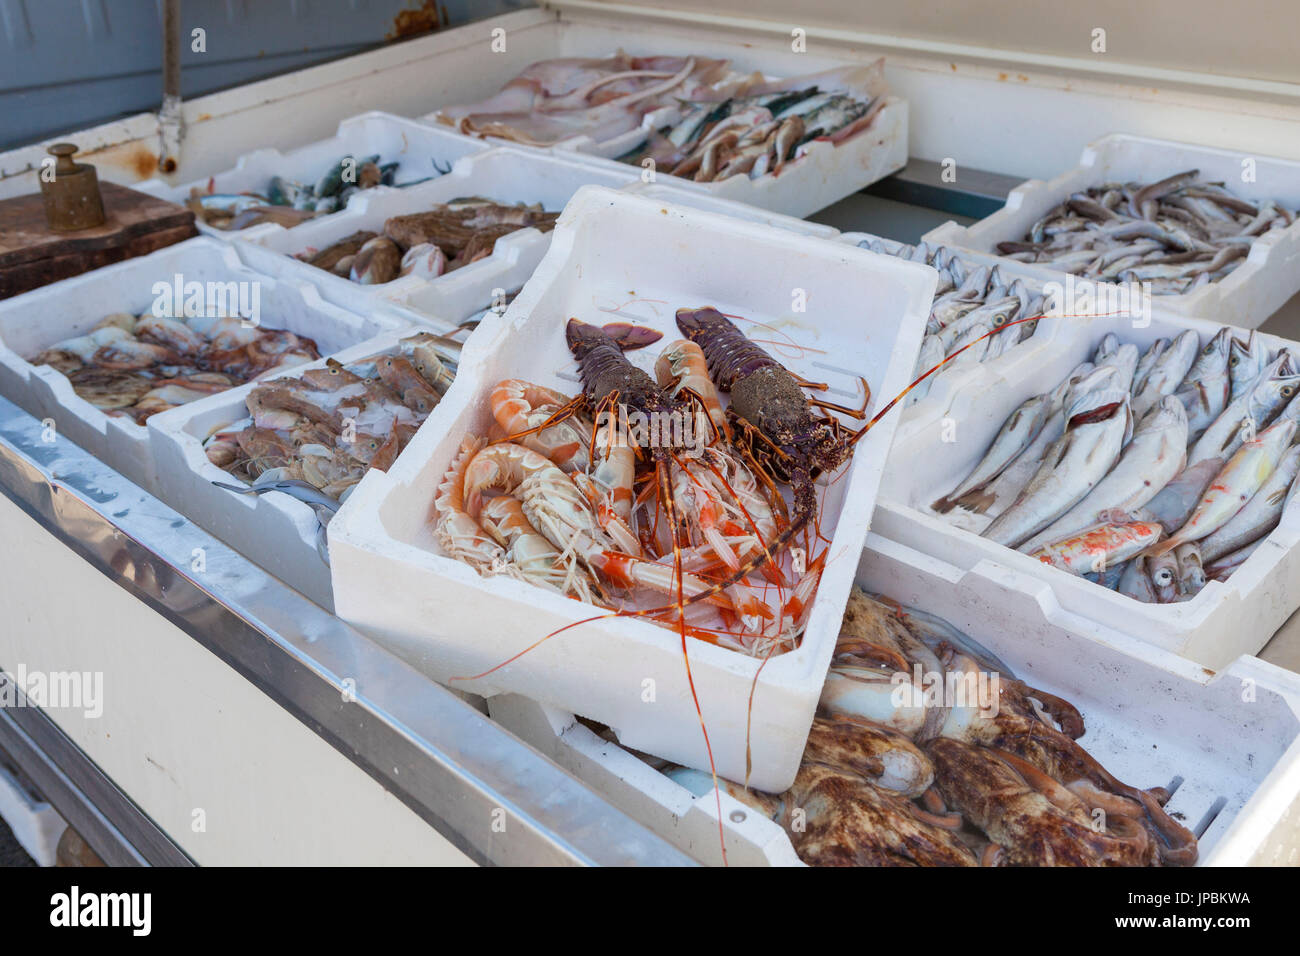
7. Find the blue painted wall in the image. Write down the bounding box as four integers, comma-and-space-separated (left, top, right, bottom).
0, 0, 531, 149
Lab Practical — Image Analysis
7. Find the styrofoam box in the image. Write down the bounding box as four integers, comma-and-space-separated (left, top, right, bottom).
874, 304, 1300, 670
555, 95, 908, 219
0, 237, 408, 493
328, 186, 935, 792
490, 534, 1300, 867
924, 133, 1300, 330
622, 181, 841, 240
232, 145, 642, 324
149, 320, 457, 611
0, 762, 65, 867
132, 111, 489, 240
838, 230, 1073, 427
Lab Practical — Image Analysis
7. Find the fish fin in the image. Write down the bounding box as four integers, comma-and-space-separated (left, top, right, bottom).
1145, 536, 1183, 559
931, 496, 956, 514
955, 489, 998, 515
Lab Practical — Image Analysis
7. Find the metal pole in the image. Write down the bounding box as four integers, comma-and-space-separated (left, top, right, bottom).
158, 0, 183, 173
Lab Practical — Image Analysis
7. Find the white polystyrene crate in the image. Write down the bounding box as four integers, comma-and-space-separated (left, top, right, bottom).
0, 763, 65, 867
0, 237, 408, 493
875, 304, 1300, 670
132, 112, 488, 239
557, 96, 909, 219
837, 231, 1075, 431
148, 320, 452, 611
328, 186, 935, 792
924, 133, 1300, 329
489, 533, 1300, 867
232, 146, 642, 325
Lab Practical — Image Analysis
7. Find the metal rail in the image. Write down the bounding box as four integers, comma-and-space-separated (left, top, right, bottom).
0, 396, 696, 867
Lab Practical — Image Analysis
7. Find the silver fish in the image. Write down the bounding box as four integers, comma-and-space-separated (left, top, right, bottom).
982, 387, 1132, 548
1131, 330, 1199, 419
213, 478, 342, 513
1095, 342, 1140, 394
1189, 356, 1300, 465
1174, 541, 1206, 596
1229, 332, 1267, 402
1174, 328, 1232, 443
907, 334, 947, 405
1154, 417, 1298, 556
1020, 395, 1187, 552
1028, 521, 1163, 576
1198, 444, 1300, 563
1119, 556, 1160, 602
933, 394, 1051, 513
1119, 457, 1223, 534
1132, 338, 1168, 396
1204, 538, 1265, 581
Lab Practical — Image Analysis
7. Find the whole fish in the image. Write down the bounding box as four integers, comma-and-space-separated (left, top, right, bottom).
1229, 332, 1267, 403
1148, 548, 1181, 601
965, 363, 1103, 514
1174, 328, 1232, 442
907, 334, 947, 405
1118, 556, 1160, 602
1094, 341, 1140, 394
212, 478, 342, 513
982, 387, 1132, 548
1151, 417, 1298, 556
1131, 330, 1199, 419
1019, 395, 1187, 552
1174, 542, 1206, 596
1028, 521, 1163, 576
1198, 445, 1300, 563
1114, 457, 1223, 533
933, 394, 1051, 513
1188, 356, 1300, 465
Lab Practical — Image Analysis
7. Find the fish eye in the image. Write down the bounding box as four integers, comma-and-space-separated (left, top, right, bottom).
1285, 385, 1297, 397
1230, 355, 1240, 365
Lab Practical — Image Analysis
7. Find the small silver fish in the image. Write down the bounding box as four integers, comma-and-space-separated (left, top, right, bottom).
934, 394, 1051, 513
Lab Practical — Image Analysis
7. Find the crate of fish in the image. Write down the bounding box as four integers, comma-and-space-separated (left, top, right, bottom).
149, 322, 464, 610
621, 181, 841, 239
924, 133, 1300, 329
840, 233, 1070, 422
488, 534, 1300, 866
232, 146, 642, 324
327, 186, 935, 792
0, 237, 407, 493
133, 112, 488, 238
872, 303, 1300, 669
427, 53, 907, 219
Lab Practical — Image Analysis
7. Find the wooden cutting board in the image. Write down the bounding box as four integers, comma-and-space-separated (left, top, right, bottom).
0, 182, 198, 300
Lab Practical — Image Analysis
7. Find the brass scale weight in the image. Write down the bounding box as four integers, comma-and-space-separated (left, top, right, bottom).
39, 143, 107, 232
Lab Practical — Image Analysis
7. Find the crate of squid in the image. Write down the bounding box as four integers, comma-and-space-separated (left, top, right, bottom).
327, 185, 936, 793
487, 534, 1300, 867
0, 237, 407, 494
873, 298, 1300, 670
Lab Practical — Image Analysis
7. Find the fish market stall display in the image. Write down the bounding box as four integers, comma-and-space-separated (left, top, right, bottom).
926, 134, 1300, 328
428, 53, 907, 218
850, 237, 1049, 406
328, 187, 935, 792
877, 306, 1300, 668
295, 199, 558, 286
152, 326, 461, 610
235, 147, 641, 320
0, 238, 406, 493
134, 112, 487, 236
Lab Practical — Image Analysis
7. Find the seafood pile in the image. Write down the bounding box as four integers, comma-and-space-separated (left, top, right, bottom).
668, 590, 1196, 866
297, 198, 558, 286
30, 312, 320, 424
436, 53, 733, 146
436, 52, 887, 182
996, 170, 1296, 295
205, 331, 459, 561
619, 63, 886, 183
433, 308, 874, 655
185, 152, 440, 232
856, 239, 1046, 403
932, 328, 1300, 602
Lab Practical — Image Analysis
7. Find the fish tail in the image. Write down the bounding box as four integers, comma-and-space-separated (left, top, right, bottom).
931, 495, 956, 514
1145, 535, 1183, 559
955, 489, 998, 515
